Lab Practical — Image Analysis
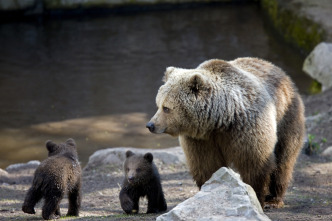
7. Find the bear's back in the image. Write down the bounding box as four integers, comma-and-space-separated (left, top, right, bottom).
230, 57, 297, 123
35, 153, 81, 191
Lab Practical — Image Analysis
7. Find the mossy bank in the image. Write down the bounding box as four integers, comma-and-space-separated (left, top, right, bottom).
260, 0, 327, 54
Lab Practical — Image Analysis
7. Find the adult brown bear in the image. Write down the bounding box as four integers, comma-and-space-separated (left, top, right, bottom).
146, 58, 305, 208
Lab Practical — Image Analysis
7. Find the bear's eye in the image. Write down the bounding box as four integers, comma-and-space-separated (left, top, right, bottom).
163, 106, 170, 113
136, 168, 141, 173
126, 168, 129, 172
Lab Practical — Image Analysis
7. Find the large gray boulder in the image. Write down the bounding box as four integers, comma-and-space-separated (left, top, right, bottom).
0, 161, 40, 184
84, 146, 186, 170
5, 160, 40, 173
303, 42, 332, 91
157, 167, 270, 221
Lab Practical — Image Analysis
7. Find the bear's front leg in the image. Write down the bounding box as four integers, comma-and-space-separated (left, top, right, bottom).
22, 186, 43, 214
119, 188, 139, 214
146, 184, 167, 213
55, 205, 61, 217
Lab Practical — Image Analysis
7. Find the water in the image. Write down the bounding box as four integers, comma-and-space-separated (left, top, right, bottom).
0, 3, 312, 169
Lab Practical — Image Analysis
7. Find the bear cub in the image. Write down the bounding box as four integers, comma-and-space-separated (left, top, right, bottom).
22, 138, 82, 220
119, 150, 167, 214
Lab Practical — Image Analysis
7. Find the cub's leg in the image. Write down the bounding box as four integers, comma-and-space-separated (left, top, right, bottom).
55, 205, 61, 217
146, 182, 167, 213
119, 188, 139, 214
22, 186, 43, 214
42, 190, 63, 220
67, 182, 81, 216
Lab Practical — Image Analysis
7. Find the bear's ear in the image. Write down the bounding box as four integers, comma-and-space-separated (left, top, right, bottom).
126, 150, 134, 158
46, 140, 58, 153
189, 74, 209, 97
66, 138, 76, 147
163, 66, 175, 82
144, 152, 153, 163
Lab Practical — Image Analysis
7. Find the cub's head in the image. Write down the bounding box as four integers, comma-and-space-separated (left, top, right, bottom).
46, 138, 77, 158
124, 150, 154, 186
146, 66, 212, 138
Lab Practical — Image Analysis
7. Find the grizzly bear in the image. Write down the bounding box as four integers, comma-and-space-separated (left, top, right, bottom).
22, 138, 82, 220
119, 150, 167, 214
146, 58, 305, 208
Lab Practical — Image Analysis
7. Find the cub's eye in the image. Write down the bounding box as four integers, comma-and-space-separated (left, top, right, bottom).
136, 168, 141, 173
163, 106, 170, 113
126, 168, 129, 172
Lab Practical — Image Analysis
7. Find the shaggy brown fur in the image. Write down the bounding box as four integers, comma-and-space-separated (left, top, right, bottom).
22, 138, 82, 220
147, 57, 305, 208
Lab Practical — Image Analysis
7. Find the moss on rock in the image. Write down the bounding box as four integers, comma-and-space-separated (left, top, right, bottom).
260, 0, 326, 54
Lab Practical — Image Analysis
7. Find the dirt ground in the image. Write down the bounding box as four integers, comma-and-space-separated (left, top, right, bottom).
0, 162, 198, 221
1, 89, 332, 221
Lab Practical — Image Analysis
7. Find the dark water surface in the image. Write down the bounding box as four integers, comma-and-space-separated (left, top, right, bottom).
0, 4, 312, 168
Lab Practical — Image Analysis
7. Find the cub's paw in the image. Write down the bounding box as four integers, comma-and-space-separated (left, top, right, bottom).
121, 198, 136, 214
42, 214, 60, 220
22, 205, 36, 214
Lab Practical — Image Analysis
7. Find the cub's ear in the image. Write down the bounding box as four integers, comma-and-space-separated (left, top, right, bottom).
126, 150, 134, 158
162, 66, 175, 82
66, 138, 76, 147
144, 152, 153, 163
189, 73, 209, 97
46, 140, 58, 153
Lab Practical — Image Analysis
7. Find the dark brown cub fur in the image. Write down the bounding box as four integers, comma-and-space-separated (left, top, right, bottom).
22, 138, 82, 220
119, 150, 167, 214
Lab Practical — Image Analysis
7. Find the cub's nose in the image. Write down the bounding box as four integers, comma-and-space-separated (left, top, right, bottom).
146, 122, 155, 133
128, 176, 135, 182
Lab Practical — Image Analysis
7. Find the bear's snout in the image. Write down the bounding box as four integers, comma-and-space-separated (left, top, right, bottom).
146, 122, 155, 133
128, 175, 135, 182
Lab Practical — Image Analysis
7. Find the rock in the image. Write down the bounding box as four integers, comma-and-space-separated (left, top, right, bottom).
5, 160, 40, 173
0, 168, 9, 183
157, 167, 270, 221
305, 113, 324, 132
303, 42, 332, 91
84, 147, 186, 170
321, 146, 332, 160
0, 168, 8, 176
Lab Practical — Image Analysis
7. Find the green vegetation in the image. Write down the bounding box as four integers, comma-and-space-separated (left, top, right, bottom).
309, 80, 322, 94
305, 134, 320, 155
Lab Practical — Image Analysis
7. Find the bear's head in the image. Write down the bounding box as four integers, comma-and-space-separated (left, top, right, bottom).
146, 66, 213, 138
124, 150, 154, 186
46, 138, 77, 158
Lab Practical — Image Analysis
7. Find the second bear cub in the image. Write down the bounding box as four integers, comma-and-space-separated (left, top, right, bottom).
22, 138, 82, 220
119, 150, 167, 214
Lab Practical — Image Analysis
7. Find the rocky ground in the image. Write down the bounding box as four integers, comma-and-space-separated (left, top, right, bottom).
1, 89, 332, 221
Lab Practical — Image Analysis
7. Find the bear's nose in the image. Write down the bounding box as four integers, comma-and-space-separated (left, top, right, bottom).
146, 122, 155, 133
128, 176, 135, 182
